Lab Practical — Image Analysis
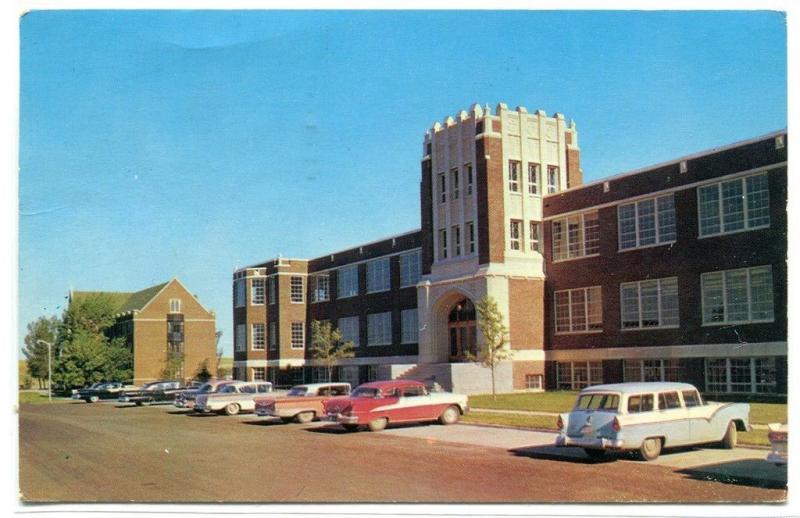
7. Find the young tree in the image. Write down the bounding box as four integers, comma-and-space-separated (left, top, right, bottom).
23, 316, 59, 388
160, 351, 184, 380
475, 296, 513, 400
309, 320, 354, 383
195, 359, 213, 382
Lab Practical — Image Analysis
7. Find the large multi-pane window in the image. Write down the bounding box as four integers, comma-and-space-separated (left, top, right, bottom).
556, 361, 603, 390
234, 279, 246, 308
310, 274, 330, 303
337, 265, 358, 299
509, 220, 522, 250
235, 324, 246, 352
705, 357, 777, 394
618, 194, 677, 250
527, 163, 540, 195
268, 277, 276, 304
547, 166, 559, 193
554, 286, 602, 333
551, 211, 599, 261
698, 173, 770, 237
620, 277, 679, 329
366, 258, 391, 293
623, 359, 680, 382
367, 312, 392, 346
251, 323, 265, 350
529, 221, 541, 252
508, 160, 521, 192
451, 169, 460, 199
251, 278, 265, 305
401, 309, 418, 344
290, 322, 305, 349
290, 276, 304, 303
701, 266, 774, 324
399, 251, 421, 287
338, 316, 360, 347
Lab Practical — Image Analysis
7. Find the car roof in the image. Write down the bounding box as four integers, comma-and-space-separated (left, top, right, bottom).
295, 382, 350, 390
580, 382, 698, 394
355, 380, 424, 390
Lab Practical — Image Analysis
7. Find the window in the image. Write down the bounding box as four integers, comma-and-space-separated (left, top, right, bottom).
366, 258, 391, 293
251, 279, 265, 305
698, 173, 770, 237
452, 225, 461, 256
701, 266, 774, 324
556, 361, 603, 390
251, 323, 265, 350
401, 309, 418, 344
620, 277, 679, 329
451, 169, 460, 199
465, 164, 473, 195
234, 279, 246, 308
337, 265, 358, 298
399, 251, 421, 287
438, 173, 446, 203
367, 365, 379, 382
291, 322, 305, 349
527, 163, 540, 195
508, 160, 520, 192
554, 286, 602, 333
268, 277, 276, 304
367, 312, 392, 346
627, 394, 655, 413
623, 359, 680, 382
704, 357, 777, 394
529, 221, 541, 252
467, 221, 475, 253
618, 194, 677, 250
551, 211, 599, 261
439, 229, 448, 260
169, 298, 181, 313
235, 324, 246, 352
338, 316, 360, 347
509, 220, 522, 250
268, 322, 277, 350
682, 390, 702, 407
290, 276, 304, 303
252, 367, 266, 381
547, 165, 559, 193
310, 274, 329, 303
658, 392, 682, 410
525, 374, 543, 390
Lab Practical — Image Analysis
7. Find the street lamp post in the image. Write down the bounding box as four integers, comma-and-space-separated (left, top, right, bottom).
36, 339, 52, 402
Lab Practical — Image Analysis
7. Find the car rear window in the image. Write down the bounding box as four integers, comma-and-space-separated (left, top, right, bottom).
575, 393, 619, 411
288, 387, 308, 396
627, 394, 655, 413
352, 387, 380, 398
682, 390, 703, 407
658, 391, 682, 410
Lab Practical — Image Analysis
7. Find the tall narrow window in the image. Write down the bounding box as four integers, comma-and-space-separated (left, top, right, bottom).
547, 166, 559, 193
508, 160, 521, 192
439, 229, 448, 260
268, 277, 276, 304
399, 250, 421, 287
510, 220, 522, 250
251, 323, 266, 350
438, 173, 447, 203
527, 163, 540, 195
268, 322, 277, 350
235, 324, 246, 352
234, 279, 246, 308
401, 309, 418, 344
467, 222, 475, 253
465, 164, 473, 195
529, 221, 542, 252
251, 278, 265, 305
451, 169, 460, 199
337, 265, 358, 299
169, 298, 182, 313
338, 316, 360, 347
290, 276, 304, 303
367, 312, 392, 346
290, 322, 305, 349
452, 225, 461, 256
366, 258, 391, 293
310, 274, 329, 303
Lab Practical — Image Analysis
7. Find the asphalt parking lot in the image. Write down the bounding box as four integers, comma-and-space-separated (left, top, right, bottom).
19, 399, 787, 503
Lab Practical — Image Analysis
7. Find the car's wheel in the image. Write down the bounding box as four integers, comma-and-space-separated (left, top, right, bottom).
368, 417, 388, 432
295, 411, 315, 424
141, 399, 152, 406
438, 405, 460, 425
135, 401, 143, 406
721, 421, 738, 449
584, 448, 606, 459
342, 424, 360, 433
224, 403, 240, 416
639, 437, 662, 461
89, 395, 99, 403
280, 417, 294, 424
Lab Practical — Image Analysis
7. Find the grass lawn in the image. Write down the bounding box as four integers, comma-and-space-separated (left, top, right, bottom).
469, 391, 578, 413
18, 391, 70, 404
748, 403, 787, 425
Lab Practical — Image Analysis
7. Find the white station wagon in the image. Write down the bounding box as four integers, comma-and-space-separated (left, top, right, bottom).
194, 381, 273, 415
555, 382, 750, 460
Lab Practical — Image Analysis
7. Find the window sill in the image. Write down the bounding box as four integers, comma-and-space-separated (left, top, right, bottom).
698, 224, 770, 240
290, 346, 305, 350
250, 302, 265, 306
701, 319, 775, 327
336, 294, 359, 301
552, 254, 601, 264
618, 240, 677, 253
310, 299, 330, 304
554, 329, 604, 336
367, 343, 392, 347
620, 325, 680, 332
289, 301, 305, 304
366, 288, 391, 295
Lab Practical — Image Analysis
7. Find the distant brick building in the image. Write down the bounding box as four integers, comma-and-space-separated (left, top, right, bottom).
70, 278, 218, 385
232, 102, 786, 397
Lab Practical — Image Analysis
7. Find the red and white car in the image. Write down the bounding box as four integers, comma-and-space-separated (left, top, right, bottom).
322, 379, 468, 432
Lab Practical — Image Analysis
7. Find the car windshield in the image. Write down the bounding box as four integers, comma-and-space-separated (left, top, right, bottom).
287, 387, 308, 396
352, 387, 380, 398
575, 393, 619, 411
143, 382, 161, 390
220, 385, 239, 393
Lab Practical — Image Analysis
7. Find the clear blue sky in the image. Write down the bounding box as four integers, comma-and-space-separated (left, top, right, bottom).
19, 10, 787, 356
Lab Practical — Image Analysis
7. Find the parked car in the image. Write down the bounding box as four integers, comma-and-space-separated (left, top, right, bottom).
76, 382, 137, 402
254, 382, 351, 423
174, 379, 233, 409
322, 380, 469, 432
118, 380, 184, 406
72, 382, 103, 399
193, 381, 273, 415
766, 423, 788, 466
555, 382, 750, 461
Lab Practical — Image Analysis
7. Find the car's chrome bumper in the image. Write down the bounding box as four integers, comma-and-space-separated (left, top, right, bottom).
555, 434, 624, 449
325, 413, 358, 424
174, 401, 193, 408
255, 408, 275, 417
118, 396, 130, 402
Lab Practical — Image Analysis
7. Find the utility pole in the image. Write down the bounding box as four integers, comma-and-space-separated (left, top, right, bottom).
36, 339, 52, 402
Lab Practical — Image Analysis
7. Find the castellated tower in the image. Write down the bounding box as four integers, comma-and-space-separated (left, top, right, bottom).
415, 102, 581, 393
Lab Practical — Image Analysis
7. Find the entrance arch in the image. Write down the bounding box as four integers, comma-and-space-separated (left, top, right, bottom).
447, 298, 478, 362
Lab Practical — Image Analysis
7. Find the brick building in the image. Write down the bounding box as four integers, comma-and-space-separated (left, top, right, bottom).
71, 278, 218, 385
232, 102, 787, 397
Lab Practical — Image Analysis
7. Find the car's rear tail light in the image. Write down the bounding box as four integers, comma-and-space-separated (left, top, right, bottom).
612, 417, 621, 432
556, 416, 563, 430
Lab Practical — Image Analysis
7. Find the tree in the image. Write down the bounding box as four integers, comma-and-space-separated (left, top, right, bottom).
103, 337, 133, 382
309, 320, 354, 383
475, 296, 513, 400
23, 316, 59, 388
52, 330, 109, 388
195, 359, 213, 382
160, 351, 184, 380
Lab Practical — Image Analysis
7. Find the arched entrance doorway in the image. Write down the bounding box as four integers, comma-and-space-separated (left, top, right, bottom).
448, 298, 478, 362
